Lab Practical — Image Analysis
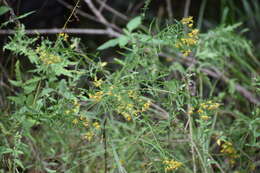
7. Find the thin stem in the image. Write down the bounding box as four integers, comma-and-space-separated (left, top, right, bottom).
103, 118, 107, 173
184, 0, 191, 18
197, 0, 207, 29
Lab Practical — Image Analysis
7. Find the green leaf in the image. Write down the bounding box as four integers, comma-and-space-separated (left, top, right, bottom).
97, 38, 119, 50
118, 35, 129, 47
0, 6, 10, 16
14, 159, 24, 169
24, 84, 37, 94
9, 79, 22, 87
15, 61, 22, 81
126, 16, 142, 32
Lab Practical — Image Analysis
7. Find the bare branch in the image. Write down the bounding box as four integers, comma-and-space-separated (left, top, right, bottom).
159, 53, 260, 105
96, 0, 128, 21
83, 0, 122, 32
166, 0, 173, 19
184, 0, 191, 18
56, 0, 98, 22
0, 28, 121, 37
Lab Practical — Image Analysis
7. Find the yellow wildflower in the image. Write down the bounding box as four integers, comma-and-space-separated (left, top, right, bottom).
182, 49, 191, 57
83, 121, 89, 127
200, 115, 210, 120
200, 103, 208, 109
79, 116, 86, 121
181, 38, 197, 45
93, 122, 100, 129
84, 132, 94, 141
188, 29, 199, 38
37, 47, 62, 65
59, 33, 69, 41
197, 109, 204, 114
208, 103, 220, 110
163, 159, 182, 171
89, 91, 104, 102
100, 62, 107, 67
72, 119, 78, 124
217, 139, 239, 165
121, 112, 131, 121
181, 16, 193, 25
93, 77, 103, 88
141, 100, 151, 112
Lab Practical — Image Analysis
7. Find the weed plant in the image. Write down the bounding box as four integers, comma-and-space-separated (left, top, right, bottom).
0, 14, 259, 173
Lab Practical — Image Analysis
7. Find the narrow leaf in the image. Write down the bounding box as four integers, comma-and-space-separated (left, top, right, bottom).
0, 6, 10, 16
97, 39, 119, 50
126, 16, 142, 32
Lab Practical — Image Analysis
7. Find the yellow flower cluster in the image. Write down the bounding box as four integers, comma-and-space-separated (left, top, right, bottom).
59, 32, 69, 41
93, 122, 100, 129
181, 16, 193, 27
88, 84, 151, 121
93, 77, 103, 88
116, 101, 135, 121
82, 121, 101, 141
181, 37, 197, 46
72, 114, 101, 142
163, 159, 182, 171
176, 16, 199, 57
197, 101, 220, 120
89, 91, 104, 102
84, 131, 94, 141
65, 99, 80, 115
114, 90, 151, 121
200, 101, 220, 110
217, 139, 239, 165
36, 47, 62, 65
141, 100, 151, 112
75, 116, 101, 129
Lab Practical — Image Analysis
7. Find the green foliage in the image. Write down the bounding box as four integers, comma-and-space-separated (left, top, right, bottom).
1, 15, 259, 173
0, 6, 10, 16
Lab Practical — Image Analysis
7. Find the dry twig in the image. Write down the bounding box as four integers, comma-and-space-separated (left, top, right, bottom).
0, 28, 121, 37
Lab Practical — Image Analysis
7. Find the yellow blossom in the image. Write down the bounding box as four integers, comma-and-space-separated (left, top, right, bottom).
121, 112, 131, 121
182, 49, 192, 57
93, 77, 103, 88
79, 116, 86, 121
141, 100, 151, 112
93, 122, 100, 129
200, 115, 210, 120
59, 33, 69, 41
89, 91, 104, 102
175, 42, 182, 49
181, 38, 197, 45
181, 16, 193, 25
65, 110, 70, 114
217, 139, 239, 165
37, 47, 62, 65
197, 109, 204, 114
83, 121, 89, 127
188, 29, 199, 37
208, 103, 220, 110
200, 103, 208, 109
83, 132, 94, 141
188, 23, 193, 27
72, 119, 78, 124
163, 159, 182, 171
101, 62, 107, 67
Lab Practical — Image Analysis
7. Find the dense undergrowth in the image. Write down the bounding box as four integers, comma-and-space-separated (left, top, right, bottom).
0, 5, 260, 173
